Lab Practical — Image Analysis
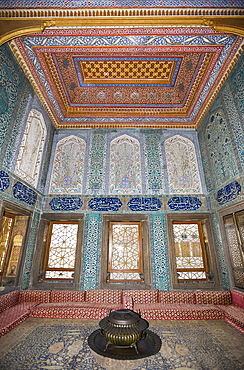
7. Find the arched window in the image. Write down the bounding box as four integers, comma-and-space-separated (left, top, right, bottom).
14, 109, 47, 187
165, 135, 202, 194
109, 134, 142, 194
50, 135, 86, 194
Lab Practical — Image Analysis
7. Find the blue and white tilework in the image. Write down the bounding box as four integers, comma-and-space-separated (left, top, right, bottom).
21, 211, 41, 290
128, 197, 162, 211
87, 132, 106, 193
80, 214, 101, 291
49, 197, 83, 211
144, 132, 164, 193
217, 181, 241, 205
221, 80, 244, 170
0, 170, 10, 192
211, 212, 230, 290
150, 214, 170, 291
88, 197, 122, 211
13, 181, 37, 206
168, 196, 202, 210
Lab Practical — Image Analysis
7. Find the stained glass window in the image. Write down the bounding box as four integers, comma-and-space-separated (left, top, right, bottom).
173, 222, 207, 280
109, 135, 142, 194
50, 135, 86, 194
108, 222, 143, 281
165, 135, 202, 194
44, 222, 78, 280
15, 109, 47, 187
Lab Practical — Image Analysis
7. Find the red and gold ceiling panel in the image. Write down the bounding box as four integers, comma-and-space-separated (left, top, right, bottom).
10, 27, 243, 128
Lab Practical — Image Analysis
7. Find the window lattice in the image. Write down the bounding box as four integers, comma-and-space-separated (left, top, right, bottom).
45, 223, 78, 280
173, 223, 206, 280
109, 223, 142, 281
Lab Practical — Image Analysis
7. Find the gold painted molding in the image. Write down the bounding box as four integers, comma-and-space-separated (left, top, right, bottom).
0, 20, 55, 46
1, 16, 244, 46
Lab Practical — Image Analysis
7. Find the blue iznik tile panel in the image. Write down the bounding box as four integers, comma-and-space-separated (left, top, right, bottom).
0, 45, 30, 164
211, 212, 230, 290
128, 197, 162, 211
231, 53, 244, 118
13, 181, 37, 206
221, 81, 244, 171
150, 214, 170, 291
80, 214, 101, 291
21, 211, 41, 290
198, 52, 244, 203
88, 197, 122, 211
0, 170, 10, 192
87, 132, 106, 193
168, 196, 202, 211
217, 181, 241, 205
144, 132, 164, 193
49, 197, 83, 211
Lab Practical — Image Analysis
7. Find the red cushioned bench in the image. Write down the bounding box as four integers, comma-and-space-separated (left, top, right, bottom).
29, 289, 123, 320
0, 289, 243, 338
0, 290, 50, 338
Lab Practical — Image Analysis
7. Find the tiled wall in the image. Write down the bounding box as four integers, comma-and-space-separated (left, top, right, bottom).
198, 53, 244, 212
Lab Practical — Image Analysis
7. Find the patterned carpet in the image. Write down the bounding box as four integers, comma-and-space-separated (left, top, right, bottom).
0, 318, 243, 370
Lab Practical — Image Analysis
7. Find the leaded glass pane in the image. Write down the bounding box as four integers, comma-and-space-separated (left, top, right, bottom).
6, 216, 28, 277
45, 223, 78, 279
177, 271, 207, 280
0, 216, 13, 273
173, 223, 206, 280
109, 223, 142, 281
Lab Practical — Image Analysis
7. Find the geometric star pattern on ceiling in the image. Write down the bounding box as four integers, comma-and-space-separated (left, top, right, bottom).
10, 26, 243, 128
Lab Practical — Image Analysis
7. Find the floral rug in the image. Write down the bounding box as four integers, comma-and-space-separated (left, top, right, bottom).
0, 318, 243, 370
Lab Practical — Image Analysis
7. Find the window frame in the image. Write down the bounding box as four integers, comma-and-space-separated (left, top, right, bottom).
31, 213, 84, 290
172, 220, 208, 281
167, 213, 221, 290
107, 221, 143, 282
43, 221, 79, 281
218, 200, 244, 290
0, 199, 32, 289
101, 214, 151, 289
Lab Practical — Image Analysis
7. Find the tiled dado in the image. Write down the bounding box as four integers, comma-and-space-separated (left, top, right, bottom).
44, 195, 209, 212
0, 170, 42, 208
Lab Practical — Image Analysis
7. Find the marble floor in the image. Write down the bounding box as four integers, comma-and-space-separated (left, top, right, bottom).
0, 318, 243, 370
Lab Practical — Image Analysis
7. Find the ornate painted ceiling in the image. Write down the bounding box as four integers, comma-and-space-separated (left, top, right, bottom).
1, 1, 244, 129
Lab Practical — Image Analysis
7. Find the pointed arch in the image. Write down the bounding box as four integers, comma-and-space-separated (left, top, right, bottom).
50, 135, 86, 194
14, 109, 47, 188
109, 134, 142, 194
165, 135, 202, 194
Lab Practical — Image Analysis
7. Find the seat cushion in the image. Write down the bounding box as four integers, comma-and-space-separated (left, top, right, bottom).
137, 304, 224, 320
158, 291, 195, 304
85, 289, 122, 304
231, 290, 244, 309
50, 290, 85, 303
0, 290, 20, 313
194, 290, 232, 305
19, 290, 51, 303
0, 302, 35, 338
122, 289, 158, 304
